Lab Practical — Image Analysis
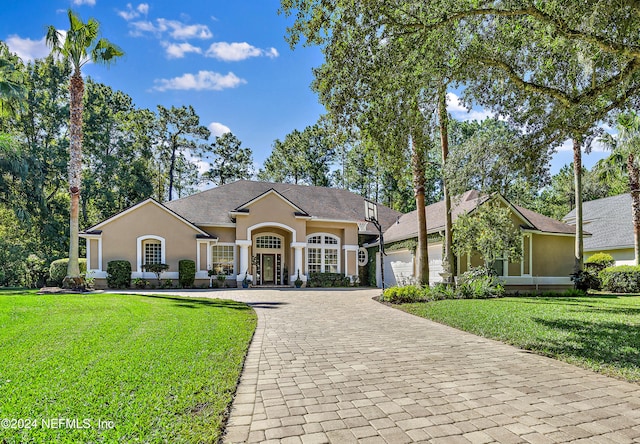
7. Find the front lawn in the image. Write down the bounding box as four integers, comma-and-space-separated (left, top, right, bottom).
0, 289, 256, 443
400, 295, 640, 382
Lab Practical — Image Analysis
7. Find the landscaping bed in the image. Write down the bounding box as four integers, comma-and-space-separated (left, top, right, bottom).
0, 289, 256, 443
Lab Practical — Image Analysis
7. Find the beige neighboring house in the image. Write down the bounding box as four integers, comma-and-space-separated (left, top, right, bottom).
80, 180, 400, 288
377, 191, 578, 290
563, 193, 636, 265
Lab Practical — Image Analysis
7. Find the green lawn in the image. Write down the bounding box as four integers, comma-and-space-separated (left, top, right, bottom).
0, 289, 256, 443
400, 295, 640, 382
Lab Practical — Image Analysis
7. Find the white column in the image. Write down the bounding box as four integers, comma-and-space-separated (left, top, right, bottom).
291, 242, 306, 283
236, 240, 252, 282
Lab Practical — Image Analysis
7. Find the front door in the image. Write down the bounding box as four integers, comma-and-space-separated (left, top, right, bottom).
262, 254, 275, 284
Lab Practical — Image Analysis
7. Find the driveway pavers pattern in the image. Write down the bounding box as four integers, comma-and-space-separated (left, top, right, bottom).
189, 289, 640, 443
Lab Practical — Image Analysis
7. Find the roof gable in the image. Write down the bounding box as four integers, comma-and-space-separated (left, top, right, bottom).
84, 198, 209, 236
233, 188, 310, 216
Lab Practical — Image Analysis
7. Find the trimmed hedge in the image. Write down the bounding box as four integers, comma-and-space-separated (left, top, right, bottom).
49, 258, 86, 286
585, 253, 615, 272
600, 265, 640, 293
179, 260, 196, 288
307, 272, 351, 288
107, 260, 132, 289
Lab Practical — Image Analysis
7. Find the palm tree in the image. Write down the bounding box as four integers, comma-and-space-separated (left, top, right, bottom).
599, 111, 640, 265
0, 43, 26, 121
46, 9, 123, 288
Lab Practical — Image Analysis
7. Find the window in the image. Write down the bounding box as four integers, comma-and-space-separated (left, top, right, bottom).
144, 240, 162, 265
306, 234, 340, 274
212, 245, 235, 276
358, 247, 369, 266
255, 235, 282, 249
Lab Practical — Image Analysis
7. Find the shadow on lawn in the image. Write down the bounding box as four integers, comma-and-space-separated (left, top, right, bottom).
532, 317, 640, 371
137, 293, 252, 311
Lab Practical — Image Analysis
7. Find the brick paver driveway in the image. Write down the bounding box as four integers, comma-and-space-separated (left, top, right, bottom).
207, 288, 640, 443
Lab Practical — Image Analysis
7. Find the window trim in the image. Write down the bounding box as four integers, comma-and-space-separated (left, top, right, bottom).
210, 242, 237, 277
358, 247, 369, 266
306, 233, 341, 274
136, 235, 166, 273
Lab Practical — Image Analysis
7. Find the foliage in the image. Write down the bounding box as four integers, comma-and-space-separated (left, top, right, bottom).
49, 258, 87, 287
381, 285, 429, 304
201, 132, 253, 185
456, 267, 505, 299
570, 269, 601, 291
0, 290, 256, 442
106, 260, 131, 289
599, 265, 640, 293
142, 263, 169, 283
307, 272, 351, 288
132, 277, 148, 289
400, 294, 640, 382
584, 253, 615, 272
453, 201, 523, 266
178, 259, 196, 288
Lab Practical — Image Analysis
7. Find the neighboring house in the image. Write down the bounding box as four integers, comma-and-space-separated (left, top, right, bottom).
376, 190, 578, 290
80, 180, 400, 288
563, 193, 635, 265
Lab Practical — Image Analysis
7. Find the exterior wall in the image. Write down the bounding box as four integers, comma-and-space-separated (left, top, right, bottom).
531, 233, 574, 277
201, 226, 236, 243
235, 194, 307, 242
586, 248, 635, 266
98, 201, 200, 278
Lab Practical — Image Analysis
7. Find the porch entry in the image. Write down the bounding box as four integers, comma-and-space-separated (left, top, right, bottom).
256, 253, 283, 285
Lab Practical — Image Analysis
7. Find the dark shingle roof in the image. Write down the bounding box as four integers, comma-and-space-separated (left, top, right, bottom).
563, 194, 633, 250
384, 191, 576, 243
164, 180, 401, 233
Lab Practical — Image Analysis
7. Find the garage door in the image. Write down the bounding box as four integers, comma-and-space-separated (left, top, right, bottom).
383, 250, 414, 287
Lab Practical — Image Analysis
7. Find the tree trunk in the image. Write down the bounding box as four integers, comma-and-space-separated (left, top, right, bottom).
64, 71, 84, 287
168, 137, 177, 201
411, 135, 429, 286
572, 138, 584, 272
627, 153, 640, 265
438, 84, 455, 282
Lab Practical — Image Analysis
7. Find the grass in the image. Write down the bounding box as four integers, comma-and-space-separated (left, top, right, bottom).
0, 289, 257, 443
400, 294, 640, 382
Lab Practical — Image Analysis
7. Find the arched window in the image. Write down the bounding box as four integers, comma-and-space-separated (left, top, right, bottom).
136, 235, 166, 273
307, 233, 340, 274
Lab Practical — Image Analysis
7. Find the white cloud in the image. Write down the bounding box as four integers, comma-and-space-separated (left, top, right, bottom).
117, 3, 149, 21
205, 42, 279, 61
6, 35, 51, 62
208, 122, 231, 136
128, 18, 211, 39
152, 71, 246, 91
161, 41, 202, 59
73, 0, 96, 5
157, 18, 212, 40
446, 92, 494, 121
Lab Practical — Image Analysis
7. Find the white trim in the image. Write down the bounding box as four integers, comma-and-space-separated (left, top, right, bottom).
247, 222, 297, 243
342, 244, 359, 252
501, 276, 572, 285
253, 232, 285, 251
87, 198, 209, 236
306, 232, 341, 274
235, 239, 252, 247
585, 245, 634, 252
132, 271, 179, 279
211, 242, 237, 277
358, 247, 369, 266
197, 223, 237, 228
308, 217, 359, 225
236, 189, 308, 214
89, 271, 107, 279
137, 235, 166, 275
521, 229, 584, 238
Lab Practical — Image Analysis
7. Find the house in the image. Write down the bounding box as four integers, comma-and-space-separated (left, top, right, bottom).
563, 193, 636, 265
80, 180, 400, 288
376, 191, 578, 290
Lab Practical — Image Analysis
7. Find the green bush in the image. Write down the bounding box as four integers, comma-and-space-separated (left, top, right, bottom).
178, 260, 196, 288
585, 253, 615, 272
455, 267, 504, 299
382, 285, 429, 304
430, 283, 457, 300
308, 272, 351, 288
49, 258, 87, 287
600, 265, 640, 293
570, 269, 600, 291
106, 260, 131, 289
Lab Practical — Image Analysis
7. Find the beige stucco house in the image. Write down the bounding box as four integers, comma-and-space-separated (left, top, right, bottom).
81, 180, 400, 288
377, 191, 578, 291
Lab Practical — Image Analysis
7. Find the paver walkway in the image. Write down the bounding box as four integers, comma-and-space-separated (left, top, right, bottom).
193, 289, 640, 443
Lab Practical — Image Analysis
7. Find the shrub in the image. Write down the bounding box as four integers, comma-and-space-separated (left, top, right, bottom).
178, 260, 196, 288
161, 279, 173, 289
308, 272, 350, 288
570, 269, 600, 291
142, 263, 169, 283
49, 258, 87, 287
381, 285, 428, 304
132, 277, 148, 289
600, 265, 640, 293
585, 253, 615, 272
455, 267, 504, 299
106, 260, 131, 289
429, 283, 456, 300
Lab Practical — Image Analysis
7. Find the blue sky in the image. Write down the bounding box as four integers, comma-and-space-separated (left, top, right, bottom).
2, 0, 608, 178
